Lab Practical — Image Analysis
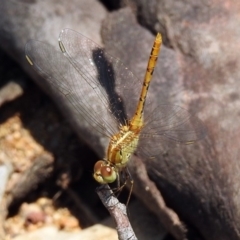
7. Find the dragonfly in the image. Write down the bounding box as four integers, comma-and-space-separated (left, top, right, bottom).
25, 29, 205, 197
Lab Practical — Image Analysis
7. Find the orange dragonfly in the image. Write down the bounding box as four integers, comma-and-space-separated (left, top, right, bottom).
25, 29, 205, 194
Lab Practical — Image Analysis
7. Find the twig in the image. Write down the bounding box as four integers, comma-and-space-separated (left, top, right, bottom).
96, 184, 137, 240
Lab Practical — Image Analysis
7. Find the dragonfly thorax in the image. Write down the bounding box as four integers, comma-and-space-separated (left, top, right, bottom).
108, 124, 141, 166
93, 123, 142, 184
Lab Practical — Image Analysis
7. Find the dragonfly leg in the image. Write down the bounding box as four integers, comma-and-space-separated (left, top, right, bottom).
125, 167, 134, 208
111, 168, 134, 208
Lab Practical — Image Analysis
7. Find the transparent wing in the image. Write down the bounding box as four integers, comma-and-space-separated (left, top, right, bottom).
25, 30, 142, 138
59, 29, 142, 125
25, 40, 119, 137
137, 104, 206, 158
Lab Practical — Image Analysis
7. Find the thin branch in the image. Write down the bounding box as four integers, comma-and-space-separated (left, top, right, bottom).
96, 184, 137, 240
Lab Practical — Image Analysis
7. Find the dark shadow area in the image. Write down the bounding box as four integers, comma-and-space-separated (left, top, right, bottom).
0, 49, 27, 90
98, 0, 121, 11
93, 48, 127, 125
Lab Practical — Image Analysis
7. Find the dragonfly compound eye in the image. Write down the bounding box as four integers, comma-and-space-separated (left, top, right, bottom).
101, 165, 117, 183
93, 160, 117, 184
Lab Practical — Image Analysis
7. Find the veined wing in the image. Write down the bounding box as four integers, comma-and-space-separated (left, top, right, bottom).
138, 104, 206, 158
59, 28, 143, 126
25, 40, 119, 137
25, 31, 141, 138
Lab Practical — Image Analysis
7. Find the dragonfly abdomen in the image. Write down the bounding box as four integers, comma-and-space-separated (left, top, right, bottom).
130, 33, 162, 128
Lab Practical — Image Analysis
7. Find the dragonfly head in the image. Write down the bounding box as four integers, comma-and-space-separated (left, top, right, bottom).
93, 160, 117, 184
